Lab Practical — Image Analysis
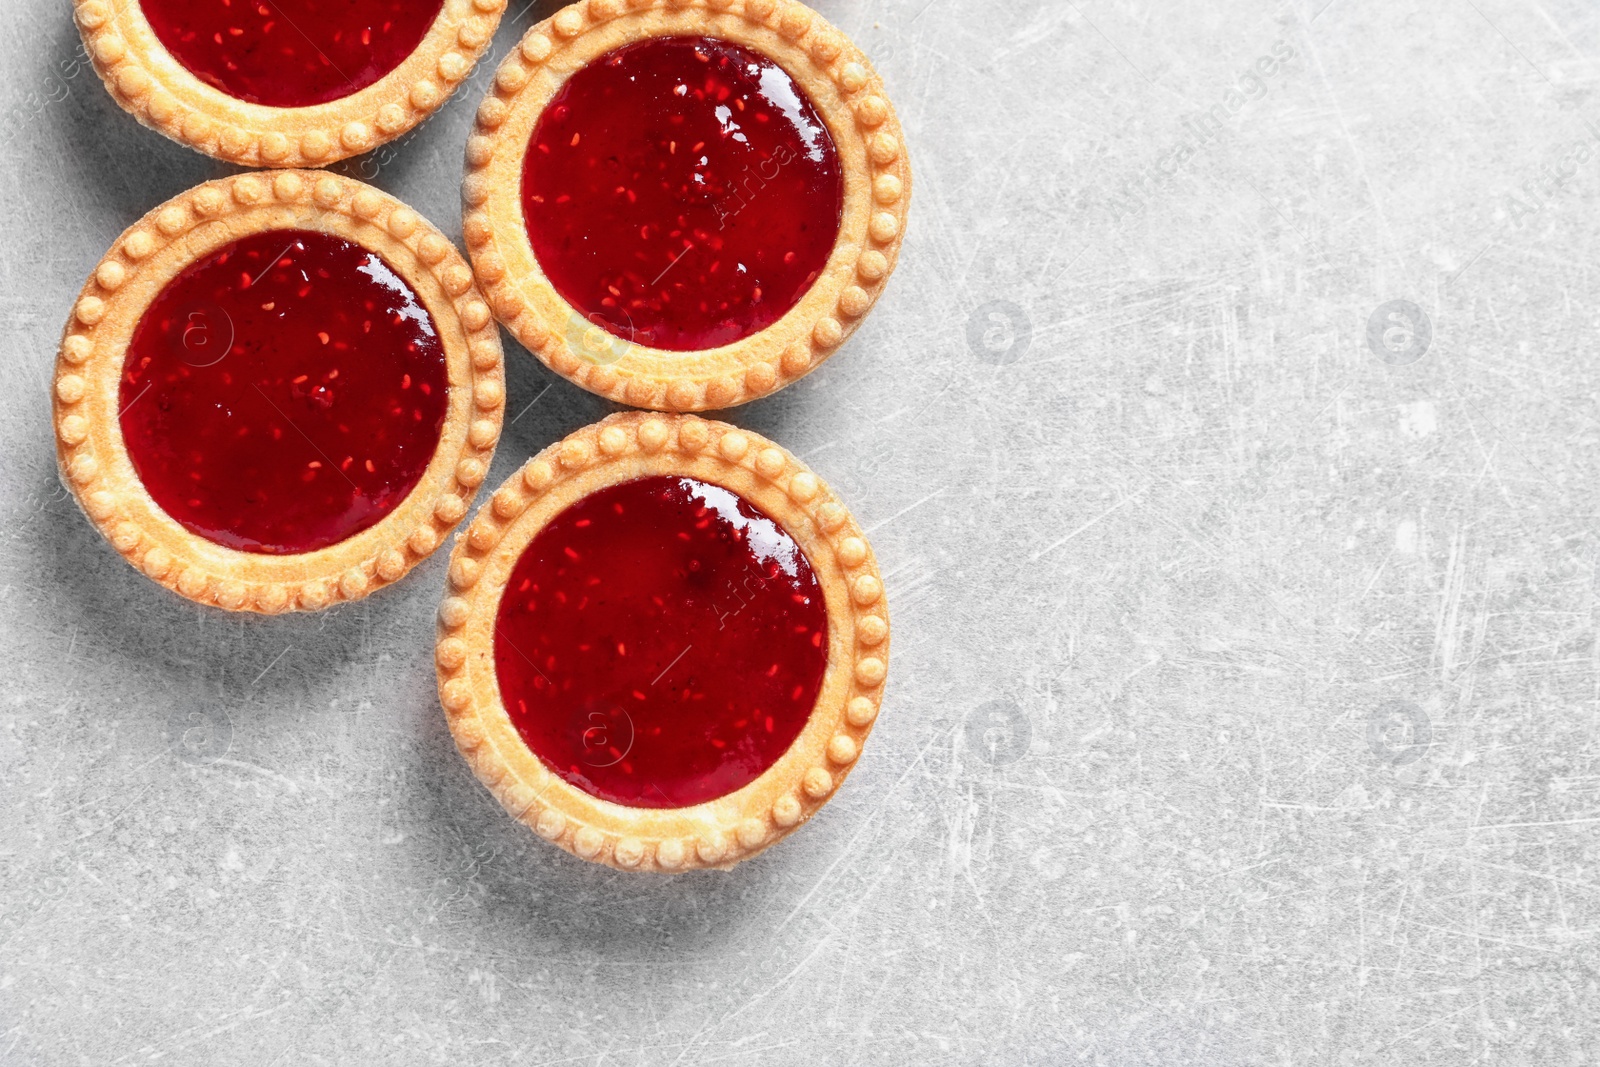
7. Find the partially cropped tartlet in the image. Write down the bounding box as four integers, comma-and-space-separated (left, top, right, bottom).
435, 413, 890, 871
74, 0, 506, 167
462, 0, 911, 411
53, 172, 505, 612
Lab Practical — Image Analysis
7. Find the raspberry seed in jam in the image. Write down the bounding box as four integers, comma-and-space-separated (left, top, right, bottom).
521, 36, 844, 352
494, 476, 830, 808
139, 0, 445, 108
119, 229, 449, 556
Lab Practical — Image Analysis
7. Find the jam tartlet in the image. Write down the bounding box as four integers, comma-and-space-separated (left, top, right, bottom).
73, 0, 506, 168
435, 413, 890, 871
54, 172, 506, 612
462, 0, 911, 411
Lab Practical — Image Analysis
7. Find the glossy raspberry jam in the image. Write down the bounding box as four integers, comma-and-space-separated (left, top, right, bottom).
139, 0, 444, 108
119, 228, 449, 555
521, 36, 844, 351
494, 475, 830, 808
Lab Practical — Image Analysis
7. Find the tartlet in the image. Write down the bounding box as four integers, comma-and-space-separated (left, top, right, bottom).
73, 0, 507, 168
53, 171, 506, 613
435, 412, 890, 871
462, 0, 912, 411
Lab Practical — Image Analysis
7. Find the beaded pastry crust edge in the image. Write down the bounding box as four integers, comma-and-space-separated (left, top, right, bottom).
53, 171, 507, 613
462, 0, 912, 412
435, 412, 891, 872
73, 0, 507, 168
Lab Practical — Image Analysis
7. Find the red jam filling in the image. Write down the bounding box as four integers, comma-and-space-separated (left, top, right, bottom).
119, 229, 449, 555
521, 36, 844, 352
139, 0, 444, 108
495, 475, 829, 808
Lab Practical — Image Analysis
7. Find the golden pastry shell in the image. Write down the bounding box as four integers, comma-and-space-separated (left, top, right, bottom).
462, 0, 912, 412
53, 171, 506, 613
435, 412, 891, 871
73, 0, 507, 168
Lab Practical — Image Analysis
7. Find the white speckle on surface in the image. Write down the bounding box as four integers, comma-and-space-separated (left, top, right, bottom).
1398, 399, 1436, 438
1395, 519, 1419, 555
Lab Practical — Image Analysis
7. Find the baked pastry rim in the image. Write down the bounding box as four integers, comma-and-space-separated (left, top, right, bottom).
462, 0, 912, 412
435, 411, 891, 872
53, 170, 506, 613
72, 0, 507, 168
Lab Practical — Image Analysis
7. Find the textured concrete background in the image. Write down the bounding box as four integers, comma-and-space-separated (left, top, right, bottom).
4, 0, 1600, 1063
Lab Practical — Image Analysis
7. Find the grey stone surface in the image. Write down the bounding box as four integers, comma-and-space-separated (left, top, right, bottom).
4, 0, 1600, 1063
